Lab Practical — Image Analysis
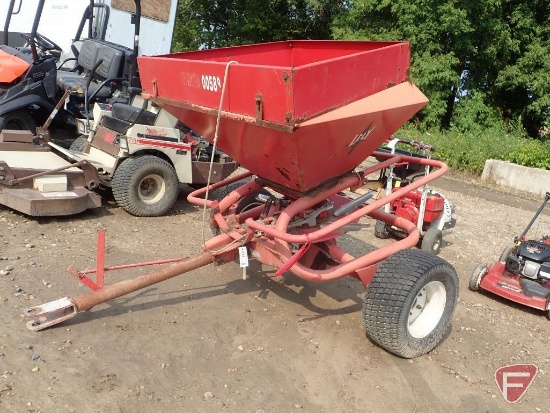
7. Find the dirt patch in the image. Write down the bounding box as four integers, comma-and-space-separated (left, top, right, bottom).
0, 176, 549, 413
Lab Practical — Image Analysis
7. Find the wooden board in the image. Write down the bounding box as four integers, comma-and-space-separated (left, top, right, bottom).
112, 0, 170, 22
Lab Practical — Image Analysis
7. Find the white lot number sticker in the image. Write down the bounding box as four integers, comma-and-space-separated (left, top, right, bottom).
201, 75, 221, 92
238, 246, 249, 268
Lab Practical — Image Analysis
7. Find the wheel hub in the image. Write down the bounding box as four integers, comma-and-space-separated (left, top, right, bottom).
407, 280, 446, 339
138, 174, 166, 204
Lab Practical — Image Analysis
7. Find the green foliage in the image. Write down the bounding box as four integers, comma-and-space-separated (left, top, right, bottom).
399, 125, 550, 175
172, 0, 342, 51
172, 1, 549, 136
330, 0, 550, 137
450, 92, 503, 133
331, 0, 476, 129
508, 140, 550, 170
170, 0, 550, 168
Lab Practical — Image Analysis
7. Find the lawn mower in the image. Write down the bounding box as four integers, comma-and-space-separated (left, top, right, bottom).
0, 0, 136, 133
23, 40, 459, 359
470, 192, 550, 316
373, 137, 453, 254
49, 95, 238, 217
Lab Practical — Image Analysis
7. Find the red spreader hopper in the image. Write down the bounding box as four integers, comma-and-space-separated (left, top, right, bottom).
137, 40, 428, 194
24, 41, 459, 360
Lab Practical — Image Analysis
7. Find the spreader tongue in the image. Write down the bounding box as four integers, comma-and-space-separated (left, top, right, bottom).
23, 297, 77, 331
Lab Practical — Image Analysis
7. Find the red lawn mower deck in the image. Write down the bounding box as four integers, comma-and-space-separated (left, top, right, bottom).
470, 192, 550, 316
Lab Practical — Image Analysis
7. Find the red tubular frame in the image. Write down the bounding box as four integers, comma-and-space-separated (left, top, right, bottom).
23, 154, 447, 331
189, 153, 448, 284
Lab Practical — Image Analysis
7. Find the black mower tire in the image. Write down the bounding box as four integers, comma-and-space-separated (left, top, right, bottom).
421, 227, 443, 255
69, 135, 89, 152
498, 245, 518, 263
469, 263, 488, 292
210, 180, 270, 235
112, 155, 179, 217
363, 249, 459, 359
374, 219, 390, 239
0, 109, 36, 133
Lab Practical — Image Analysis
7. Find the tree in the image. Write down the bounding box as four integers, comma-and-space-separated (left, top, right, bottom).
172, 0, 343, 51
332, 0, 550, 136
172, 0, 550, 136
477, 1, 550, 137
332, 0, 478, 129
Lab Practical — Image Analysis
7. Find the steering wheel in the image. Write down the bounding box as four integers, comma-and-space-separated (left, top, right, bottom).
20, 32, 62, 55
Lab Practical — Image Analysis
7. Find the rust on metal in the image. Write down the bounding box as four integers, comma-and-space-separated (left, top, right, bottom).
148, 95, 296, 134
255, 93, 263, 123
0, 135, 102, 216
73, 251, 214, 311
24, 251, 215, 331
22, 40, 447, 332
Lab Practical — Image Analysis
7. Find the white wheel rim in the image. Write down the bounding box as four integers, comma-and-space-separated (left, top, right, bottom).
474, 266, 487, 289
407, 280, 446, 339
138, 174, 166, 204
432, 235, 441, 251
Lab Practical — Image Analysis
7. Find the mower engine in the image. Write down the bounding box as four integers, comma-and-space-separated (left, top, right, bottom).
391, 189, 445, 228
505, 239, 550, 282
470, 192, 550, 314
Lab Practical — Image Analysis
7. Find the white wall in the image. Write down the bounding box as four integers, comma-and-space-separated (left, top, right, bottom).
103, 2, 177, 56
0, 0, 90, 51
0, 0, 177, 55
481, 159, 550, 197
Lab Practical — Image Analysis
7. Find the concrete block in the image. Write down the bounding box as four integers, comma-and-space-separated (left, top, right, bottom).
481, 159, 550, 197
33, 175, 68, 192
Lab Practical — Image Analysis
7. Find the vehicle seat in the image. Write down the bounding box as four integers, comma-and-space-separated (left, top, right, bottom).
112, 103, 157, 125
100, 103, 157, 134
57, 40, 83, 71
56, 39, 123, 99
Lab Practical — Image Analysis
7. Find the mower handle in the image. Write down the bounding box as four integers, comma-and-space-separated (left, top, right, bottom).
391, 136, 435, 153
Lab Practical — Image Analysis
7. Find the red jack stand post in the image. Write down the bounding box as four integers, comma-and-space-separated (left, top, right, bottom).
67, 230, 188, 291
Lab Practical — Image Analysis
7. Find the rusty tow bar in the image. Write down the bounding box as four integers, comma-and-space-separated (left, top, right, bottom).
23, 252, 215, 331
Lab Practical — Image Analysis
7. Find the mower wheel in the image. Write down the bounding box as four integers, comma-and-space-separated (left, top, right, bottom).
69, 136, 89, 152
0, 109, 36, 133
363, 249, 458, 358
498, 245, 518, 263
421, 227, 443, 255
210, 180, 270, 235
374, 220, 390, 239
112, 155, 179, 217
468, 263, 488, 292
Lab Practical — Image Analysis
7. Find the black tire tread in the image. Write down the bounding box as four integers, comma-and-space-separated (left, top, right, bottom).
421, 227, 443, 255
69, 135, 88, 152
210, 180, 270, 235
468, 263, 487, 292
498, 245, 518, 263
210, 180, 246, 235
363, 249, 458, 358
112, 155, 179, 217
0, 109, 36, 133
374, 220, 390, 239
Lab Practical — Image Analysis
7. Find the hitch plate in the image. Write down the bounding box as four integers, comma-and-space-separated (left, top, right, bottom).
23, 297, 77, 331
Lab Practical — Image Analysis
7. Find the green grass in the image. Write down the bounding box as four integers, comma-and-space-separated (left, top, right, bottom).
395, 126, 550, 175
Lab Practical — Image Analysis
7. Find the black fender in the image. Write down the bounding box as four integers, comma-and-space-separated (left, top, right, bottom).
0, 94, 55, 117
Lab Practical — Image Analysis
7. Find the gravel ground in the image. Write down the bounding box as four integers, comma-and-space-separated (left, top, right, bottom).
0, 170, 549, 413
